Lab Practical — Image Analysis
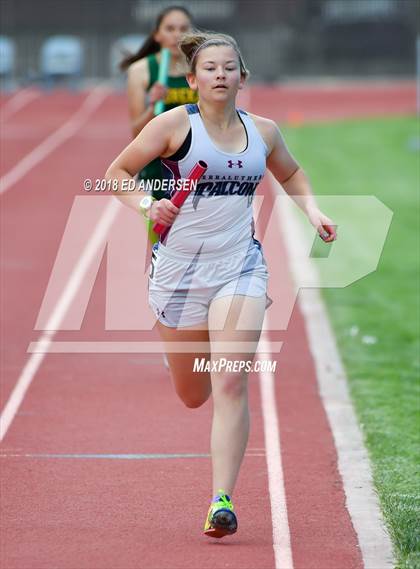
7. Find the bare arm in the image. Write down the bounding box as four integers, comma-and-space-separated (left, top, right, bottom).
263, 119, 337, 242
105, 112, 179, 226
127, 60, 167, 139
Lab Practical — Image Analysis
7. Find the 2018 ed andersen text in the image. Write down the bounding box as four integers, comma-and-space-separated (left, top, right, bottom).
83, 178, 198, 192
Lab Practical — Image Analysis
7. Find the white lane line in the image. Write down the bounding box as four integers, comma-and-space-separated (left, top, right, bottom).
0, 199, 121, 441
0, 452, 265, 460
273, 178, 395, 569
0, 88, 41, 122
259, 334, 294, 569
0, 86, 110, 195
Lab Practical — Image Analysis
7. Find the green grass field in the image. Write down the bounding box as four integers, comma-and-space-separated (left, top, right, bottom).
282, 116, 419, 569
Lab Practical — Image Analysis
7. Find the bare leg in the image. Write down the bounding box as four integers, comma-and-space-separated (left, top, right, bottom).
208, 294, 266, 497
156, 320, 212, 408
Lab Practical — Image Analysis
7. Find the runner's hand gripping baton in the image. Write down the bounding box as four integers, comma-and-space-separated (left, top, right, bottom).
154, 48, 171, 115
152, 160, 208, 235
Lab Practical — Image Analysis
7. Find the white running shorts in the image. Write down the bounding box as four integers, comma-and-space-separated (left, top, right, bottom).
148, 238, 269, 328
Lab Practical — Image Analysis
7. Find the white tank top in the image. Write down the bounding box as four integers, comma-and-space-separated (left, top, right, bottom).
160, 103, 268, 256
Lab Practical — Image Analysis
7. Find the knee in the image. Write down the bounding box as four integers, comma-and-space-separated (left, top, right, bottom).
183, 398, 204, 409
214, 372, 248, 401
176, 385, 211, 409
181, 394, 208, 409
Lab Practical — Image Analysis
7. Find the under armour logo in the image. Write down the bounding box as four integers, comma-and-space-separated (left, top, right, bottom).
227, 160, 243, 168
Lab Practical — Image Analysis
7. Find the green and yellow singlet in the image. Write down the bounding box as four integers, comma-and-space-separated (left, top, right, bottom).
138, 53, 198, 200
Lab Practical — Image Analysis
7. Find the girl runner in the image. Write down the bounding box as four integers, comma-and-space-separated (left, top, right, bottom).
107, 30, 336, 539
120, 5, 198, 201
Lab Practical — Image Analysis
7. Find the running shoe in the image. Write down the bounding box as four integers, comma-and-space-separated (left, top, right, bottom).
203, 489, 237, 538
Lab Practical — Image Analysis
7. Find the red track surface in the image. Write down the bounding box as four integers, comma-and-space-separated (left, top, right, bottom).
250, 81, 416, 123
0, 83, 415, 568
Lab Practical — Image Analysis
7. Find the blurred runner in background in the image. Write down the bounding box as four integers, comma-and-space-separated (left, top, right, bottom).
120, 5, 198, 201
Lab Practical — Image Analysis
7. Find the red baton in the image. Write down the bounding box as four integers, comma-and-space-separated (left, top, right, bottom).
152, 160, 208, 235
